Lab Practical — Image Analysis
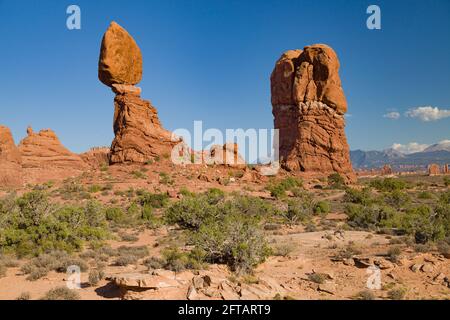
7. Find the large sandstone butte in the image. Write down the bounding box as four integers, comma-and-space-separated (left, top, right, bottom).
0, 125, 23, 187
18, 127, 88, 183
99, 22, 179, 164
271, 44, 355, 182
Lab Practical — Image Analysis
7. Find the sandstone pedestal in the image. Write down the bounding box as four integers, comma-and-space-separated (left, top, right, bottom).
110, 89, 178, 164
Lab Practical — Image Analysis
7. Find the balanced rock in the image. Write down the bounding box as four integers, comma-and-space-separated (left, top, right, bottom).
271, 44, 355, 182
0, 125, 23, 187
98, 22, 143, 87
99, 22, 180, 164
18, 127, 88, 183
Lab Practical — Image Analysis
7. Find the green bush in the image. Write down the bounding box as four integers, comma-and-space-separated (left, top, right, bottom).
192, 213, 270, 274
267, 177, 303, 199
0, 192, 109, 257
383, 190, 411, 209
343, 188, 373, 206
105, 207, 125, 223
369, 178, 408, 192
284, 195, 314, 225
314, 201, 331, 215
137, 192, 169, 209
345, 204, 400, 230
328, 173, 345, 188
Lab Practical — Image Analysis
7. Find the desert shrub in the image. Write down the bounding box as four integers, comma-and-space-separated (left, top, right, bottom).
345, 204, 400, 230
383, 190, 411, 209
387, 287, 406, 300
401, 205, 447, 243
283, 194, 314, 225
355, 290, 376, 300
21, 251, 88, 281
437, 241, 450, 258
328, 173, 345, 188
267, 177, 303, 199
0, 192, 109, 257
272, 243, 295, 257
88, 185, 102, 193
137, 192, 169, 209
444, 177, 450, 187
88, 269, 105, 286
165, 195, 218, 230
105, 207, 125, 223
417, 191, 434, 200
335, 243, 362, 259
160, 247, 204, 272
369, 178, 408, 192
343, 188, 373, 206
131, 170, 146, 179
192, 213, 270, 274
308, 273, 328, 284
41, 287, 80, 300
159, 172, 173, 185
144, 256, 165, 270
387, 246, 402, 263
314, 201, 331, 215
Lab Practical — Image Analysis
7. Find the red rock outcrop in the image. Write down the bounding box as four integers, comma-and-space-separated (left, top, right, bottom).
99, 22, 143, 87
99, 22, 179, 164
110, 90, 178, 164
271, 44, 355, 182
18, 127, 88, 183
428, 163, 441, 176
80, 147, 110, 168
0, 125, 23, 187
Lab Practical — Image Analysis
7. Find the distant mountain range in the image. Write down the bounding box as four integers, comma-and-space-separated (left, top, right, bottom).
351, 140, 450, 170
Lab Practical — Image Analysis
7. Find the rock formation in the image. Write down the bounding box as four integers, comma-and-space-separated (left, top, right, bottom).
99, 22, 143, 87
428, 163, 441, 176
80, 147, 110, 168
18, 127, 88, 183
99, 22, 179, 164
271, 44, 355, 182
0, 125, 23, 187
204, 143, 246, 167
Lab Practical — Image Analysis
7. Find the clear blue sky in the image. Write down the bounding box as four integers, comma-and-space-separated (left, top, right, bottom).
1, 0, 449, 153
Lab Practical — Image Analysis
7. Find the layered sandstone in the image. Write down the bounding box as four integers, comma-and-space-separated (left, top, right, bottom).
110, 90, 178, 164
271, 44, 355, 182
99, 22, 179, 164
18, 127, 88, 183
0, 125, 23, 187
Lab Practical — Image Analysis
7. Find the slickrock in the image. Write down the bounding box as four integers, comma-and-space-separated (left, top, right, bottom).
18, 127, 88, 183
0, 125, 23, 187
99, 22, 180, 164
271, 44, 355, 182
98, 22, 143, 87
